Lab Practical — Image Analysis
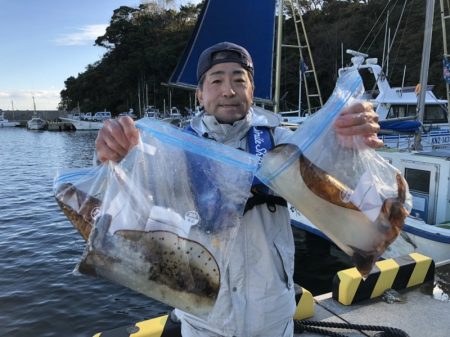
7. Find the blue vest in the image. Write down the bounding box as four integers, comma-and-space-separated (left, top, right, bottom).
184, 124, 286, 214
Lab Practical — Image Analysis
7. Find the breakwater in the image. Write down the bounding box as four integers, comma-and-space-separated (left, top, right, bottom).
1, 109, 68, 126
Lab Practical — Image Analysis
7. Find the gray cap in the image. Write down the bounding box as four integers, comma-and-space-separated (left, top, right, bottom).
196, 41, 254, 81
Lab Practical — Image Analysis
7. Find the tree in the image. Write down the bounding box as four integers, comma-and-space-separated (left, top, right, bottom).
59, 2, 201, 115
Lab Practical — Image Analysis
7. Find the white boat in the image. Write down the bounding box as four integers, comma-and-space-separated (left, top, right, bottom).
118, 108, 138, 120
59, 111, 111, 130
0, 111, 19, 127
144, 106, 161, 118
27, 112, 48, 130
290, 2, 450, 264
59, 117, 103, 130
339, 49, 450, 150
27, 98, 48, 130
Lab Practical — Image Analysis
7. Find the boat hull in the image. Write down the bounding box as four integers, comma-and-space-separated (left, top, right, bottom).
289, 206, 450, 264
27, 119, 48, 130
380, 128, 450, 150
59, 117, 103, 130
0, 121, 19, 127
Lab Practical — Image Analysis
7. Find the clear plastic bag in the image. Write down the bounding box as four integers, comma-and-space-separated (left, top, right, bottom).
257, 69, 412, 276
54, 118, 259, 317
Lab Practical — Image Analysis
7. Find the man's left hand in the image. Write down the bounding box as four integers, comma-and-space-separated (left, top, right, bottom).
333, 101, 383, 148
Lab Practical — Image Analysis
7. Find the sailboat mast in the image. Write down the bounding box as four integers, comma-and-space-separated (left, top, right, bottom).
440, 0, 450, 130
274, 0, 284, 114
413, 0, 435, 150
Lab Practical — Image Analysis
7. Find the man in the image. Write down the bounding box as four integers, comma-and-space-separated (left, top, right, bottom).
95, 42, 382, 337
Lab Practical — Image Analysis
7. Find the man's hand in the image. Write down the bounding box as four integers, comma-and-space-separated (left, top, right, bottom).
333, 101, 383, 148
95, 116, 140, 163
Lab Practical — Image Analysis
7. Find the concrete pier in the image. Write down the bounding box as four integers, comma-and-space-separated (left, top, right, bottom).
294, 261, 450, 337
0, 109, 77, 130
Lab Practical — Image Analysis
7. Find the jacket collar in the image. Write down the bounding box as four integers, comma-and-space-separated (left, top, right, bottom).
189, 106, 280, 142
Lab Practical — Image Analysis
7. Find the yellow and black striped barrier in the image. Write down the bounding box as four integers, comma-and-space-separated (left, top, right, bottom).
93, 314, 180, 337
94, 286, 314, 336
332, 252, 435, 305
293, 285, 314, 320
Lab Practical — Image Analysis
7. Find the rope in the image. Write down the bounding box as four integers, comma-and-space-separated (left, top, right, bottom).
294, 320, 410, 337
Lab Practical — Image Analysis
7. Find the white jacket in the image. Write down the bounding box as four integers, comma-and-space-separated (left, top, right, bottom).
175, 107, 296, 337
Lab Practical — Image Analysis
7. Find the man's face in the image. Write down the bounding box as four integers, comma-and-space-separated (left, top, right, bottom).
197, 62, 254, 124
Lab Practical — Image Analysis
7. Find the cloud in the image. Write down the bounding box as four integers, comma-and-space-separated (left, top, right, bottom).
54, 24, 108, 46
0, 90, 61, 110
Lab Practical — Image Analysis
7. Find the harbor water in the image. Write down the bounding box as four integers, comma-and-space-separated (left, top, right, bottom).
0, 127, 352, 337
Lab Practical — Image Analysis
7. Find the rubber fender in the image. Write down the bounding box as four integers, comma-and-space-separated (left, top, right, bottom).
332, 252, 435, 305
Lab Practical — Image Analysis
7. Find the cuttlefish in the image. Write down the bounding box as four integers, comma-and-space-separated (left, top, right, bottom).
54, 183, 100, 240
54, 183, 220, 316
260, 144, 409, 276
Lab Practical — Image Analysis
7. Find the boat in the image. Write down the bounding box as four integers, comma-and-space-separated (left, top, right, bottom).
27, 112, 48, 130
338, 49, 449, 150
59, 112, 111, 130
0, 110, 19, 127
118, 108, 138, 119
27, 114, 48, 130
27, 98, 48, 130
290, 1, 450, 264
143, 106, 160, 118
59, 117, 104, 130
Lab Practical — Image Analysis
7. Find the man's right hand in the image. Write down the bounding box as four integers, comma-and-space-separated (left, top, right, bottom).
95, 116, 140, 163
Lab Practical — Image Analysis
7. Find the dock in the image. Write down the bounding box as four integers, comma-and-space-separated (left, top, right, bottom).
0, 109, 75, 131
47, 121, 75, 131
93, 256, 449, 337
295, 266, 449, 336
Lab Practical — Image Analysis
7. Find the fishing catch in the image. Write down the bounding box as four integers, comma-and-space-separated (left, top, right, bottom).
260, 144, 410, 276
54, 182, 221, 315
54, 183, 100, 241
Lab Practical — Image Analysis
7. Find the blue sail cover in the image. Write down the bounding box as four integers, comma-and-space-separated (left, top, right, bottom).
379, 120, 422, 133
169, 0, 276, 103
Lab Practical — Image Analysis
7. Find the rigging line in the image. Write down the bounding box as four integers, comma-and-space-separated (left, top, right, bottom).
383, 0, 409, 72
388, 0, 414, 80
358, 0, 396, 52
369, 0, 409, 94
363, 0, 401, 53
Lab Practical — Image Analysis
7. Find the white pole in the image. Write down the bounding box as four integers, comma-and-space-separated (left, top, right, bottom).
138, 84, 142, 117
274, 0, 284, 114
414, 0, 435, 150
298, 60, 302, 116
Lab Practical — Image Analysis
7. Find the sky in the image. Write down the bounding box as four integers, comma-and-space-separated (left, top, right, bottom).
0, 0, 200, 111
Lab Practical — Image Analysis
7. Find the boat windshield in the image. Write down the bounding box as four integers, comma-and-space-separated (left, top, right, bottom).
387, 104, 448, 124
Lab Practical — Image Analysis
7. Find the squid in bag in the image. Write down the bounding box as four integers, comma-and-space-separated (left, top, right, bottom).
54, 118, 259, 317
257, 68, 412, 276
54, 166, 106, 241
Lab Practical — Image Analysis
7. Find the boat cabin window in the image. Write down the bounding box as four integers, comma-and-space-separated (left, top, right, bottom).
387, 105, 447, 123
387, 105, 416, 119
423, 105, 448, 124
404, 168, 430, 193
